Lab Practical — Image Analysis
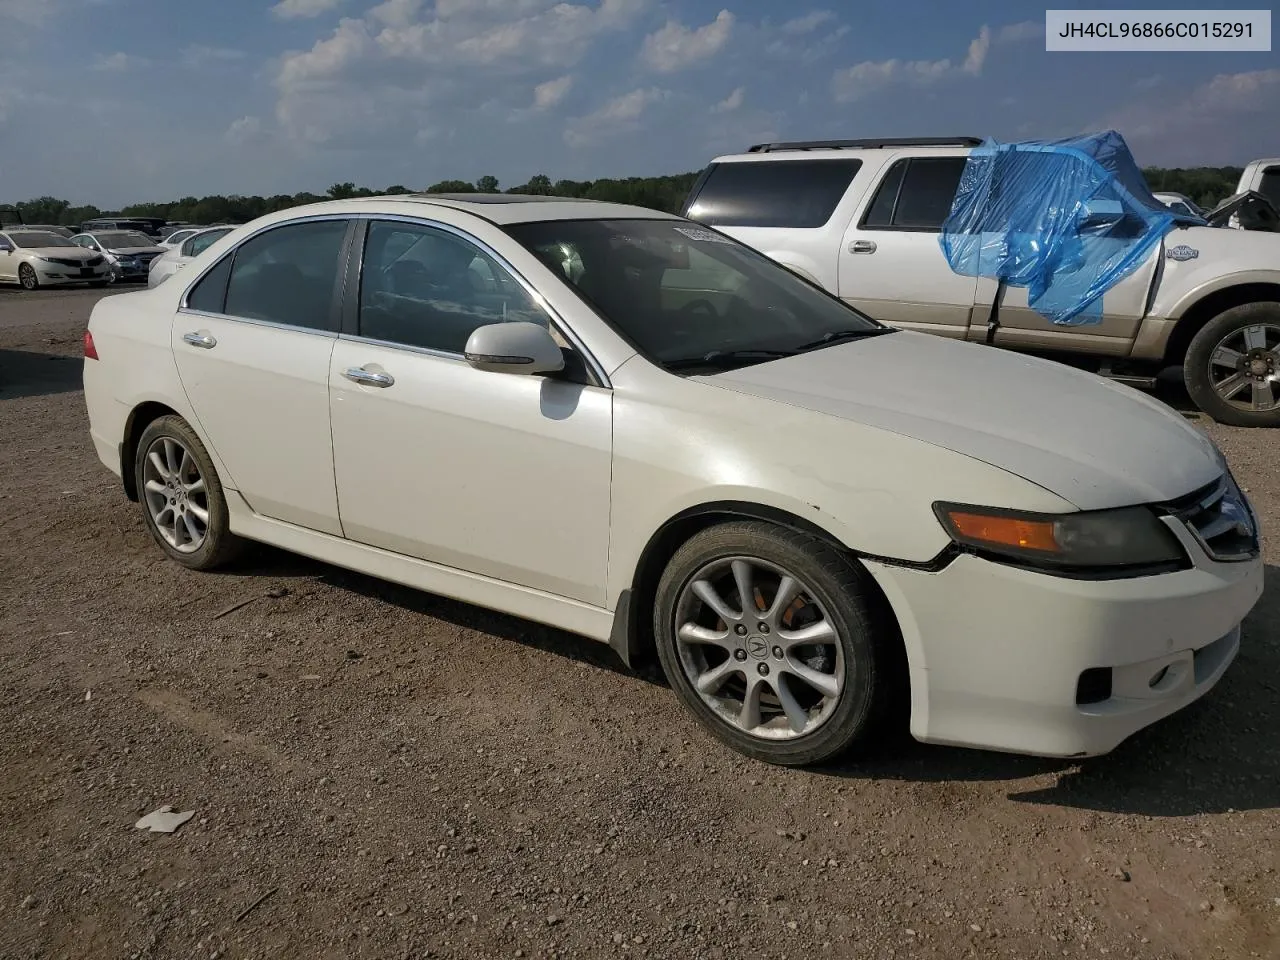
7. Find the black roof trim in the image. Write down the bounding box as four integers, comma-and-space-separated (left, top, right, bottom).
746, 137, 983, 153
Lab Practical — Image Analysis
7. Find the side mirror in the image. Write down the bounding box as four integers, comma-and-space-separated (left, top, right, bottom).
0, 243, 12, 253
464, 321, 565, 375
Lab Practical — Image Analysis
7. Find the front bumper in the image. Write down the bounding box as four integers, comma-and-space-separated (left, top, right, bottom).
865, 543, 1263, 758
111, 259, 156, 279
33, 261, 109, 284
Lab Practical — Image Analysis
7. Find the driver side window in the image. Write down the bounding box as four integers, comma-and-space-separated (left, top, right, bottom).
358, 220, 563, 355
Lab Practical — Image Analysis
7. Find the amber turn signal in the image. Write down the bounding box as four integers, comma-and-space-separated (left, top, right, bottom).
944, 510, 1060, 553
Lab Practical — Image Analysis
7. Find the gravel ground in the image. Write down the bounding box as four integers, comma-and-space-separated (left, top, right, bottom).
1, 287, 1277, 960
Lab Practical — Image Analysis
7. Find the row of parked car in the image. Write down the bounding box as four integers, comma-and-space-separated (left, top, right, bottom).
0, 220, 234, 291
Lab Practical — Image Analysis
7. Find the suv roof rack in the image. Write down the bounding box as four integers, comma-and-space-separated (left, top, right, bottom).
746, 136, 984, 153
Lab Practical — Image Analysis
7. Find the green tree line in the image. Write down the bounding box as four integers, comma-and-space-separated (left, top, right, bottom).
3, 166, 1245, 228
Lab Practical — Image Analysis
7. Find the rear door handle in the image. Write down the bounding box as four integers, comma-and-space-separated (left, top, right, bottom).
182, 332, 217, 349
343, 367, 395, 388
849, 240, 877, 254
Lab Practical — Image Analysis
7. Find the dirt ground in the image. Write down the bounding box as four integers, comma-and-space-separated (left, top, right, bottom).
1, 286, 1277, 960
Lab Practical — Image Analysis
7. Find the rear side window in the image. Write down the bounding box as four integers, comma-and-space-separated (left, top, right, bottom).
1259, 166, 1280, 208
686, 159, 863, 228
861, 157, 966, 231
223, 219, 348, 330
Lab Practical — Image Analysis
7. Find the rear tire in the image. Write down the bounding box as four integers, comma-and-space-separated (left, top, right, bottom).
1184, 301, 1280, 427
134, 415, 245, 571
18, 264, 39, 291
653, 521, 901, 767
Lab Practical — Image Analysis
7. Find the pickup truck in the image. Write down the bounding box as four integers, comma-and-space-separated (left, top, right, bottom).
1237, 158, 1280, 208
682, 137, 1280, 427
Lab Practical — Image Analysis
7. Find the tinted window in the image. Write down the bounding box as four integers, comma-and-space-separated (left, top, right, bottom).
862, 160, 907, 228
687, 159, 862, 228
184, 229, 230, 258
889, 158, 965, 229
358, 220, 555, 354
505, 218, 884, 372
1259, 166, 1280, 208
222, 219, 348, 329
186, 256, 233, 313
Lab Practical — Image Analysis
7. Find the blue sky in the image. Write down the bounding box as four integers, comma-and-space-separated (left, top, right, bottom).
0, 0, 1275, 208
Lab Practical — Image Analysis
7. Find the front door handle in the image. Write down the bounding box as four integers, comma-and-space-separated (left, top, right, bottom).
849, 239, 877, 254
182, 332, 217, 349
343, 367, 395, 388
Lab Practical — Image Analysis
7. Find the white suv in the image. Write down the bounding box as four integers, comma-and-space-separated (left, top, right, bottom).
684, 137, 1280, 427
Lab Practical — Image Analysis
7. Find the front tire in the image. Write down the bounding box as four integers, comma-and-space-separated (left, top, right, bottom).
653, 521, 900, 767
18, 263, 39, 291
134, 415, 245, 570
1184, 301, 1280, 427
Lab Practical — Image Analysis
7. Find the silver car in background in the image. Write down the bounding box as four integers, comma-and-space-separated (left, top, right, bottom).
147, 226, 233, 288
72, 230, 167, 284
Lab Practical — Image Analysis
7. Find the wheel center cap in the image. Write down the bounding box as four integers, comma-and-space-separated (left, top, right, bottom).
1249, 358, 1268, 376
746, 635, 769, 660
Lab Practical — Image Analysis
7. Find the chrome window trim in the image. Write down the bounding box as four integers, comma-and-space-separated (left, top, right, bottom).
176, 213, 352, 316
177, 309, 340, 340
352, 213, 611, 388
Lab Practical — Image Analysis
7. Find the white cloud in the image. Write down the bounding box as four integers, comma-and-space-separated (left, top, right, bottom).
640, 9, 734, 73
831, 20, 1025, 102
712, 86, 744, 113
185, 45, 248, 67
271, 0, 344, 20
226, 115, 267, 145
781, 11, 836, 36
564, 86, 668, 146
274, 0, 646, 145
1097, 69, 1280, 165
0, 0, 57, 26
533, 74, 573, 110
93, 52, 147, 72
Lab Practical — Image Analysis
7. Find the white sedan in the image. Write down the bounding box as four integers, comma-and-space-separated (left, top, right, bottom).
82, 195, 1263, 766
148, 226, 234, 288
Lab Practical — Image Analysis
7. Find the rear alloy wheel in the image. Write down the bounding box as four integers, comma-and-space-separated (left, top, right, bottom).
134, 415, 245, 570
654, 521, 900, 767
18, 263, 39, 291
1184, 302, 1280, 427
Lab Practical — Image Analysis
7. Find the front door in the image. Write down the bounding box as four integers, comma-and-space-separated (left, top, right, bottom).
838, 155, 979, 338
171, 217, 352, 536
329, 218, 613, 606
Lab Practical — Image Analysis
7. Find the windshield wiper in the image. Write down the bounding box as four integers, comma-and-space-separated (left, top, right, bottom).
663, 349, 797, 371
795, 328, 896, 352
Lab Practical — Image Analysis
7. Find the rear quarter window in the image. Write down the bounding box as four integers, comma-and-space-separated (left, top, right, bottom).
686, 159, 863, 229
1258, 166, 1280, 208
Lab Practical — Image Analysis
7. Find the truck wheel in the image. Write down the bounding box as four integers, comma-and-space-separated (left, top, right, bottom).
1184, 302, 1280, 427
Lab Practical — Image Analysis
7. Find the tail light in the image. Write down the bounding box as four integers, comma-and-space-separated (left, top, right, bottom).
84, 330, 98, 360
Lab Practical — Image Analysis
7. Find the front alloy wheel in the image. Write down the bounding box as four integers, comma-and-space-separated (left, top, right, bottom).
18, 263, 39, 291
1185, 301, 1280, 427
654, 521, 900, 767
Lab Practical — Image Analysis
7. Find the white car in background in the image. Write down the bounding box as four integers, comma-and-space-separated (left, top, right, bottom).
83, 194, 1262, 767
158, 226, 207, 251
1152, 192, 1204, 218
72, 230, 167, 284
148, 226, 234, 288
0, 228, 110, 289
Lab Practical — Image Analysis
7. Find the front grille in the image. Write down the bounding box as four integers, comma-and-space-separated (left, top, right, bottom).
48, 257, 84, 267
86, 255, 104, 266
1170, 476, 1259, 562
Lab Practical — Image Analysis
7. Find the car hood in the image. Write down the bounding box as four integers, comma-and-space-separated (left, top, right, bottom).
26, 246, 97, 259
697, 331, 1222, 511
106, 246, 164, 256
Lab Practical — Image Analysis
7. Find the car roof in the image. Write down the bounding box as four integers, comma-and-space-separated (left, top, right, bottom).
709, 137, 983, 165
304, 193, 683, 225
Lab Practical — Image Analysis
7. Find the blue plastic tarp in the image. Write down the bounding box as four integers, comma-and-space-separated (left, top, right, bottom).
938, 130, 1197, 326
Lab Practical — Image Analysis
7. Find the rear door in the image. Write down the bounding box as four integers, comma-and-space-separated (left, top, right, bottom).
837, 154, 979, 338
171, 216, 353, 536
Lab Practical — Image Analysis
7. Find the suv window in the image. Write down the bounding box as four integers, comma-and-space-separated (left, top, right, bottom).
1259, 166, 1280, 209
186, 219, 347, 327
687, 159, 863, 229
358, 220, 557, 355
862, 157, 966, 231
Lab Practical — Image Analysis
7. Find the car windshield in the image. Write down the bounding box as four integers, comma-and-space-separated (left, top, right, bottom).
9, 231, 77, 248
502, 218, 888, 371
97, 231, 155, 248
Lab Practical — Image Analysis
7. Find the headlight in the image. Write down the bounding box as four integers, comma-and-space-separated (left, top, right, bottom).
933, 502, 1186, 571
